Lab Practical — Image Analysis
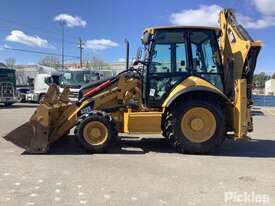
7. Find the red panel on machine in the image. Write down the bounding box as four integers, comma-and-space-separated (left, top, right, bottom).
83, 80, 112, 98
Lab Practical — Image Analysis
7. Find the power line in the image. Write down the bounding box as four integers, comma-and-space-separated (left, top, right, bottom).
1, 46, 80, 59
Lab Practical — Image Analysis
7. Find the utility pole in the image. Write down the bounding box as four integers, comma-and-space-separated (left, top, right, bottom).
61, 21, 65, 71
78, 38, 84, 68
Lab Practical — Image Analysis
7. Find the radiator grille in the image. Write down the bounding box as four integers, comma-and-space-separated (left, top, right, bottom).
0, 82, 14, 97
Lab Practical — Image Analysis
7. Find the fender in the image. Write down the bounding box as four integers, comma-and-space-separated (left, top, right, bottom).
162, 76, 231, 108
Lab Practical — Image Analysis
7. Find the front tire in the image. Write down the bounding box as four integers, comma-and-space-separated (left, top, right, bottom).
166, 99, 225, 154
75, 111, 117, 153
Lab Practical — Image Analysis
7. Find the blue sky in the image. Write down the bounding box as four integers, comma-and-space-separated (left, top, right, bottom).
0, 0, 274, 74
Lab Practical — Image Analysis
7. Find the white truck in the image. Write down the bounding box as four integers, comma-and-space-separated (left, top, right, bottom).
26, 74, 59, 103
26, 69, 114, 102
59, 69, 113, 101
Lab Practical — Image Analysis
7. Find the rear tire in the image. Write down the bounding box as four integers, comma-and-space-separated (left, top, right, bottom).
166, 99, 225, 154
162, 111, 173, 139
75, 111, 117, 153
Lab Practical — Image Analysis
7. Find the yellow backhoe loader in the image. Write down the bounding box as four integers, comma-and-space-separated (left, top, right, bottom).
3, 9, 261, 154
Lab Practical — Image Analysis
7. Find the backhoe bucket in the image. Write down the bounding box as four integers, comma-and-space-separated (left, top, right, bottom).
3, 85, 77, 153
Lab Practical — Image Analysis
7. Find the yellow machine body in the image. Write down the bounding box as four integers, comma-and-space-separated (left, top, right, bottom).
233, 79, 250, 138
162, 76, 225, 107
123, 109, 162, 133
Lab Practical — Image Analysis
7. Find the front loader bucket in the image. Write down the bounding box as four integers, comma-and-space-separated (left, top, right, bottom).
3, 85, 78, 153
3, 121, 49, 153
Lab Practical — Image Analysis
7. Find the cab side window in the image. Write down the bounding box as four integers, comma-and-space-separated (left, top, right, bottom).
151, 44, 171, 73
190, 31, 223, 90
190, 31, 220, 73
151, 42, 188, 73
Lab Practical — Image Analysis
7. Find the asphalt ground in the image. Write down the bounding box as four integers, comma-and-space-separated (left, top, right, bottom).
0, 103, 275, 206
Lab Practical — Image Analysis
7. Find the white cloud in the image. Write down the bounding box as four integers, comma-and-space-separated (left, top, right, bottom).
170, 5, 222, 27
6, 30, 51, 48
240, 0, 275, 29
53, 14, 87, 28
117, 58, 126, 63
238, 14, 275, 29
85, 39, 118, 51
252, 0, 275, 16
170, 4, 275, 29
0, 44, 12, 50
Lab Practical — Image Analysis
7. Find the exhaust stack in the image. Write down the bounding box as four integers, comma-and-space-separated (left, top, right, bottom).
125, 39, 129, 70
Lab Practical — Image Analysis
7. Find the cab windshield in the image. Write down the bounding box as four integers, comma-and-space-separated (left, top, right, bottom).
60, 71, 91, 87
0, 68, 16, 86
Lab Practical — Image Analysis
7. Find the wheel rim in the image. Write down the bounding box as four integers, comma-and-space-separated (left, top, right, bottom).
180, 107, 216, 143
83, 121, 108, 145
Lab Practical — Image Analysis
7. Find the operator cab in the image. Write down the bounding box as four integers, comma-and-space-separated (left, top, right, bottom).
141, 26, 223, 108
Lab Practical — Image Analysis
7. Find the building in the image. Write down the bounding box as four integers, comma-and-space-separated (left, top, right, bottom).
265, 79, 275, 95
252, 88, 265, 96
64, 62, 126, 75
108, 63, 126, 75
14, 62, 126, 86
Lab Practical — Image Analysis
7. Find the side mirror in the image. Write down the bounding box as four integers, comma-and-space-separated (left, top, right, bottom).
45, 77, 53, 85
136, 48, 142, 61
133, 61, 138, 66
132, 48, 143, 66
27, 77, 34, 87
141, 31, 152, 45
52, 75, 61, 85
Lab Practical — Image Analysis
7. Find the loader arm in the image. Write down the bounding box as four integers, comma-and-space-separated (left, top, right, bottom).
3, 69, 141, 153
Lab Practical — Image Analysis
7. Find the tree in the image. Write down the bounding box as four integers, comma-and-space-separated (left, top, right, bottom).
39, 56, 60, 69
272, 73, 275, 79
5, 58, 16, 68
90, 56, 108, 70
82, 58, 90, 68
253, 72, 270, 88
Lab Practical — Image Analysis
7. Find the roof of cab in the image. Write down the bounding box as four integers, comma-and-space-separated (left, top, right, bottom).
145, 25, 220, 33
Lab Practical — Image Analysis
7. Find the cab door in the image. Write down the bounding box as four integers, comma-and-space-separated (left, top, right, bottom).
144, 29, 191, 108
189, 30, 224, 91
